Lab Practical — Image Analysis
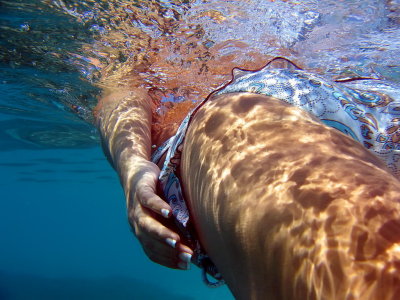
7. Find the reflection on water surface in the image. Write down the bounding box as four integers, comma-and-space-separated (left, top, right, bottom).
1, 1, 400, 149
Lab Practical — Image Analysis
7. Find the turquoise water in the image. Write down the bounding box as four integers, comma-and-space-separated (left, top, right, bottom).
0, 74, 232, 298
0, 146, 231, 299
1, 0, 400, 298
0, 58, 232, 298
0, 1, 232, 298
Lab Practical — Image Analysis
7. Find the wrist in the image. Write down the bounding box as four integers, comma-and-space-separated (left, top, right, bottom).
119, 156, 160, 208
116, 148, 147, 184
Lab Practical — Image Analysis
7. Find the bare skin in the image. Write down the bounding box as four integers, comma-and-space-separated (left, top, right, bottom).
96, 88, 193, 270
181, 93, 400, 299
97, 88, 400, 299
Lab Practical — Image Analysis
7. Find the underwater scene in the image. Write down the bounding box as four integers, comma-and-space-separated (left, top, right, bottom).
1, 0, 400, 299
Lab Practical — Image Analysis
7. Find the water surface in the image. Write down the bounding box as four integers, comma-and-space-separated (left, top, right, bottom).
1, 0, 400, 298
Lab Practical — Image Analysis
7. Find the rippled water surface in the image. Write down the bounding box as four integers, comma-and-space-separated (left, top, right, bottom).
2, 0, 400, 143
1, 0, 400, 298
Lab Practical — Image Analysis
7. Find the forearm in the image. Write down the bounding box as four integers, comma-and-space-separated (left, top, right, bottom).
95, 88, 152, 190
95, 87, 192, 268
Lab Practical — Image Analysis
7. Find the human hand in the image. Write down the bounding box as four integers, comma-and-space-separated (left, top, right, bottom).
126, 160, 193, 270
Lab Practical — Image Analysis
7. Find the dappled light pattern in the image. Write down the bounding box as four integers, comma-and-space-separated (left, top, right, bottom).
96, 89, 151, 157
3, 0, 400, 298
2, 0, 400, 148
47, 0, 400, 124
182, 93, 400, 299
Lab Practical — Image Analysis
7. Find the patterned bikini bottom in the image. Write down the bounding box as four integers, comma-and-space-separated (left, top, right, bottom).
151, 57, 400, 286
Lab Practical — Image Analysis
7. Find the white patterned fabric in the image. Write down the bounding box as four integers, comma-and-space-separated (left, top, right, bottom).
217, 62, 400, 177
151, 58, 400, 286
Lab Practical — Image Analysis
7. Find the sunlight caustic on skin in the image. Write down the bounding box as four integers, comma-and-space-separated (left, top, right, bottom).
181, 93, 400, 300
2, 0, 400, 299
41, 0, 400, 298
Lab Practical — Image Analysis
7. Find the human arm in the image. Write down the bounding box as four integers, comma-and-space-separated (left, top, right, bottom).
95, 88, 192, 269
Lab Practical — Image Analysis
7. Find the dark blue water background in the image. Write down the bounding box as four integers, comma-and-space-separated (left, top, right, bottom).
0, 1, 232, 298
0, 146, 232, 299
0, 67, 232, 298
1, 0, 400, 298
0, 72, 232, 299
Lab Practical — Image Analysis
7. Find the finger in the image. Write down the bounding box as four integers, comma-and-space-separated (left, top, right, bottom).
141, 236, 193, 270
144, 247, 190, 270
178, 243, 193, 256
133, 216, 192, 270
147, 253, 179, 269
133, 202, 194, 254
138, 228, 194, 263
136, 183, 172, 218
139, 235, 180, 268
131, 205, 181, 247
129, 196, 194, 267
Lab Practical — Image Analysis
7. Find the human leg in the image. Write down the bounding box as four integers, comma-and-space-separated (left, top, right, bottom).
181, 93, 400, 299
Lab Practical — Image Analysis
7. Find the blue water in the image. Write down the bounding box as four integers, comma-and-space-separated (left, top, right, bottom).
0, 1, 232, 296
0, 51, 232, 299
0, 145, 232, 299
1, 0, 400, 298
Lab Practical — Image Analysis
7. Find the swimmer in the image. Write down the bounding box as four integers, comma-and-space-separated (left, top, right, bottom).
96, 58, 400, 299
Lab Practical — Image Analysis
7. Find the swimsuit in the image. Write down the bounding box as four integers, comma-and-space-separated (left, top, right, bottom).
151, 57, 400, 286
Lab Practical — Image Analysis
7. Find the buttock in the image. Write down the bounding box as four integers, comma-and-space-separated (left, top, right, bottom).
151, 57, 400, 286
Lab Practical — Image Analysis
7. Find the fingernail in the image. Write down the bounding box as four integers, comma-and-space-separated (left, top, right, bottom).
165, 238, 177, 248
178, 261, 190, 270
161, 208, 170, 218
179, 252, 192, 263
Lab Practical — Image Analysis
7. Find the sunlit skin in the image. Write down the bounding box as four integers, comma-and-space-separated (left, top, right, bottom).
5, 0, 399, 297
182, 93, 400, 299
97, 89, 400, 299
96, 88, 193, 269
